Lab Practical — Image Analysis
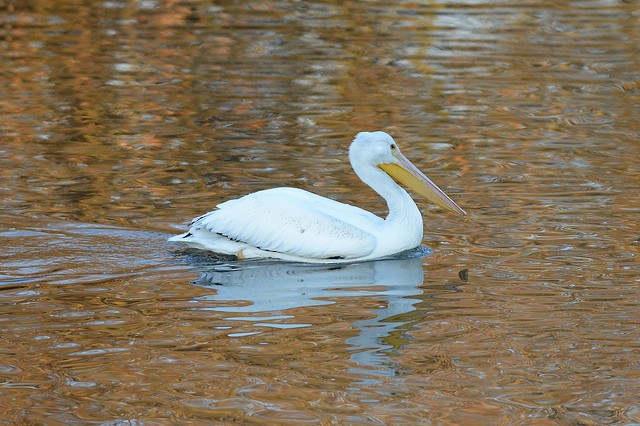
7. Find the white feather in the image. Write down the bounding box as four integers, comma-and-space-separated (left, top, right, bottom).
189, 187, 378, 259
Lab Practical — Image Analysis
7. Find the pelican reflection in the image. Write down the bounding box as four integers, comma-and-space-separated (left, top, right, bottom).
186, 249, 430, 375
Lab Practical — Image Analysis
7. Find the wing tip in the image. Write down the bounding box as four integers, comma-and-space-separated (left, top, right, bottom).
168, 232, 192, 242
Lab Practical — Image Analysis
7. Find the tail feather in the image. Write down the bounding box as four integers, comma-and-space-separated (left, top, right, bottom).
167, 232, 192, 242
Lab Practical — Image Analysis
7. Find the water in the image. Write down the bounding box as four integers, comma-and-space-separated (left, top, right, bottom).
1, 0, 639, 424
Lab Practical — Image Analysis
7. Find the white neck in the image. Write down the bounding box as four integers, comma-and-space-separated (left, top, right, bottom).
352, 161, 424, 238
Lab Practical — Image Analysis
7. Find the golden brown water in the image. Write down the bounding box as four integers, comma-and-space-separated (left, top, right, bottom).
1, 1, 639, 424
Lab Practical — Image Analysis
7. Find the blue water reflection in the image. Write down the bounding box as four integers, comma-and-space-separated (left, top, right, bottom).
186, 248, 433, 375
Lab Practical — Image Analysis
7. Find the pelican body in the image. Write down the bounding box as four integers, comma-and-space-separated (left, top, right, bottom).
169, 131, 466, 263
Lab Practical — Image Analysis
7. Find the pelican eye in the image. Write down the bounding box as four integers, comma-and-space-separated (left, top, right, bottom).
390, 144, 397, 150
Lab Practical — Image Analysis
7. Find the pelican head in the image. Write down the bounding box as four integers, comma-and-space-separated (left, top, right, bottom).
349, 131, 466, 216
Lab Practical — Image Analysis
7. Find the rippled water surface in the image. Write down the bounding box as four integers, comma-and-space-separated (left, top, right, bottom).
1, 1, 639, 424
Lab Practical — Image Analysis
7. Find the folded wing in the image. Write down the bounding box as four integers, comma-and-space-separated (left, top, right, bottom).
190, 187, 378, 259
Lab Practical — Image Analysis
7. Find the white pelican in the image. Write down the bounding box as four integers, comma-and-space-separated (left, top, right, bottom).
168, 131, 466, 263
